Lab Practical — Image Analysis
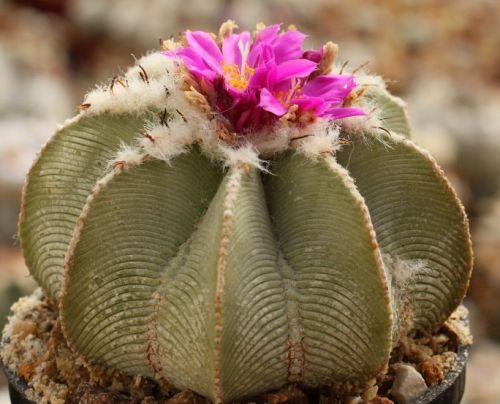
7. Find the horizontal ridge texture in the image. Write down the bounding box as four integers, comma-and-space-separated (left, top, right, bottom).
337, 133, 472, 332
20, 114, 146, 299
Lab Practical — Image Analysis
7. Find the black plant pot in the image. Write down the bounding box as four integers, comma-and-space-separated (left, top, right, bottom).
2, 345, 470, 404
2, 366, 35, 404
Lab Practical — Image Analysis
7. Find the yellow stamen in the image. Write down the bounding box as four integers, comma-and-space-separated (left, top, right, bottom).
275, 80, 303, 108
221, 60, 255, 91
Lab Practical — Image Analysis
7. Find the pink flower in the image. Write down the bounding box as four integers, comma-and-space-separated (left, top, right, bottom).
165, 24, 365, 134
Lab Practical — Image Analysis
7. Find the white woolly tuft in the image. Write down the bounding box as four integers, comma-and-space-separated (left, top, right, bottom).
107, 143, 145, 169
78, 51, 221, 163
355, 71, 387, 90
218, 143, 269, 172
83, 79, 168, 115
248, 129, 290, 157
383, 253, 431, 342
248, 120, 342, 159
81, 52, 177, 116
164, 96, 219, 149
340, 112, 383, 136
126, 52, 176, 80
140, 119, 195, 163
294, 122, 341, 159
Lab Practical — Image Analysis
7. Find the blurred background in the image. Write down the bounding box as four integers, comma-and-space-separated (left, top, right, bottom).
0, 0, 499, 402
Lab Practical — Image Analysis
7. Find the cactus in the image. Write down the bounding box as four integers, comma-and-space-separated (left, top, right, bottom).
18, 24, 472, 403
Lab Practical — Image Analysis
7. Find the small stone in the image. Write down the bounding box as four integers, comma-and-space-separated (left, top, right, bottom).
391, 363, 428, 404
419, 356, 444, 386
261, 392, 289, 404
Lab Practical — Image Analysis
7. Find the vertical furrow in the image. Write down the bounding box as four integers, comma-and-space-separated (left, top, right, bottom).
61, 152, 222, 378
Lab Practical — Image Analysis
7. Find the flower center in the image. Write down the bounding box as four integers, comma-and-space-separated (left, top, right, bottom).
221, 39, 255, 91
275, 78, 303, 107
221, 62, 255, 91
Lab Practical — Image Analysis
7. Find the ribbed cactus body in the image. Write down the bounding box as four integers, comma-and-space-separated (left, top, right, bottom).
19, 56, 472, 403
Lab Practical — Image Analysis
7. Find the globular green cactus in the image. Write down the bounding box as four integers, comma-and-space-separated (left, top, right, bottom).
19, 43, 472, 403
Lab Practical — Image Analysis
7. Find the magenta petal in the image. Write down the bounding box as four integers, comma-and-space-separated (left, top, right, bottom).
174, 48, 207, 69
258, 88, 287, 116
303, 75, 356, 98
273, 30, 307, 63
248, 66, 268, 89
222, 31, 251, 66
302, 48, 323, 63
293, 96, 327, 114
254, 24, 281, 42
248, 58, 276, 88
222, 34, 241, 66
188, 66, 217, 82
248, 42, 275, 66
185, 31, 223, 73
168, 48, 217, 82
270, 59, 318, 85
323, 106, 367, 119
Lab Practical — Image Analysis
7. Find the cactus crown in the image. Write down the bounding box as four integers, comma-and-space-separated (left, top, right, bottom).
19, 22, 472, 403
